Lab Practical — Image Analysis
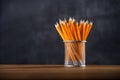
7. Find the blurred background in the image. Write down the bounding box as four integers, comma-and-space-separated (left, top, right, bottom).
0, 0, 120, 64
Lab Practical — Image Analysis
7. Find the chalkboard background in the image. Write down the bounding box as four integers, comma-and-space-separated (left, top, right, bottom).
0, 0, 120, 64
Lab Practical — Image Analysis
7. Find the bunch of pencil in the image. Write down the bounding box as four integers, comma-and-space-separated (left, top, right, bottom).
55, 18, 93, 66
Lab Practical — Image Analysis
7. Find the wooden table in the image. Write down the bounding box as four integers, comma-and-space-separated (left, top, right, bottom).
0, 65, 120, 80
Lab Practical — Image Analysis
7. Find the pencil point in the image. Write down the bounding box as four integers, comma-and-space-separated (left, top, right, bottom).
72, 18, 75, 22
90, 22, 93, 25
80, 20, 83, 23
59, 19, 64, 24
86, 20, 88, 24
64, 19, 67, 23
82, 20, 85, 23
59, 19, 62, 22
69, 17, 72, 21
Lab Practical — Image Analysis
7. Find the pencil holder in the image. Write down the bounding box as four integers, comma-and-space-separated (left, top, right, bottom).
64, 41, 86, 67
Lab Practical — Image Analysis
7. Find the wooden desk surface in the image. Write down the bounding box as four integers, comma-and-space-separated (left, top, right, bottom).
0, 65, 120, 80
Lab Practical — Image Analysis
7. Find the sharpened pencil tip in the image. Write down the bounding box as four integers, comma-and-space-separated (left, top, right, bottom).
55, 22, 59, 27
72, 18, 75, 22
69, 17, 72, 21
86, 20, 88, 24
90, 22, 93, 25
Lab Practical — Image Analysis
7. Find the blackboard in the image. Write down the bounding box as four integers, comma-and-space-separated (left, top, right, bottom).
0, 0, 120, 64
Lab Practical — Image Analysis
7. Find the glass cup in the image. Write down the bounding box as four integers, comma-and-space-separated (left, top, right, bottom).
64, 41, 86, 67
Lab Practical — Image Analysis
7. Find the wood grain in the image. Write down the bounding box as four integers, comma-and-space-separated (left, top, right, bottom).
0, 65, 120, 80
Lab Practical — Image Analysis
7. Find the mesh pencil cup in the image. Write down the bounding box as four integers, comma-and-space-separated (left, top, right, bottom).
64, 40, 86, 67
